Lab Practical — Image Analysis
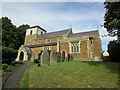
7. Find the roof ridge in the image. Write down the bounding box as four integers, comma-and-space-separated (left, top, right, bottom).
72, 30, 98, 35
46, 29, 69, 34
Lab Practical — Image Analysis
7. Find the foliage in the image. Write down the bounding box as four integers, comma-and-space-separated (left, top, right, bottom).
1, 17, 30, 49
2, 64, 8, 71
2, 47, 17, 60
19, 61, 119, 88
34, 58, 39, 63
108, 40, 120, 62
1, 17, 30, 61
103, 56, 109, 62
37, 63, 41, 67
11, 61, 17, 66
16, 24, 30, 48
11, 61, 23, 66
18, 61, 24, 64
104, 2, 120, 39
2, 62, 23, 77
1, 17, 17, 49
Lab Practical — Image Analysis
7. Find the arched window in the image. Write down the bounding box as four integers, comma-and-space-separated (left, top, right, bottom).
30, 30, 32, 35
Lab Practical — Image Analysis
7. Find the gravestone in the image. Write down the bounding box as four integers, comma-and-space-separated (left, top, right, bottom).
50, 50, 57, 65
57, 53, 61, 62
41, 50, 49, 66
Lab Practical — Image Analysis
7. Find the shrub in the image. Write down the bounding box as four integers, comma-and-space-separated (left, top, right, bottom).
2, 64, 8, 71
103, 56, 109, 62
108, 40, 120, 62
2, 47, 17, 64
11, 61, 17, 66
34, 58, 39, 63
37, 63, 41, 67
2, 47, 17, 60
18, 61, 24, 64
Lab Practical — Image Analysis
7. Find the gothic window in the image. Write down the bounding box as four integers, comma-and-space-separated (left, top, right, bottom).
30, 30, 32, 35
71, 42, 80, 53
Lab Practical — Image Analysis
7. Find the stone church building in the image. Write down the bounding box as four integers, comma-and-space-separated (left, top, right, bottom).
16, 26, 102, 61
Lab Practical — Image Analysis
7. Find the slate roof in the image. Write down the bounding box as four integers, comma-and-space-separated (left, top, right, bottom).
26, 42, 57, 48
38, 29, 69, 39
24, 46, 33, 55
69, 30, 99, 37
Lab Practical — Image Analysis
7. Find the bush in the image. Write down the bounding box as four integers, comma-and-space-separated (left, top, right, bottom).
37, 63, 41, 67
2, 47, 17, 64
11, 61, 17, 66
108, 40, 120, 62
103, 56, 109, 61
34, 58, 39, 63
2, 47, 17, 60
2, 64, 8, 71
18, 61, 24, 64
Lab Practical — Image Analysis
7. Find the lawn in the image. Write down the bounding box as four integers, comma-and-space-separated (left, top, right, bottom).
19, 61, 119, 88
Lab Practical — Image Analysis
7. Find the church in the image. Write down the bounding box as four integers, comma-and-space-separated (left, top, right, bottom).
16, 25, 102, 61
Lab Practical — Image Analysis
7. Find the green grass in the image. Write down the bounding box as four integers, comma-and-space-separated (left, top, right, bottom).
19, 61, 119, 88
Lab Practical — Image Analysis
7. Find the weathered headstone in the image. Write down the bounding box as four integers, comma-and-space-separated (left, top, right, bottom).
57, 53, 61, 62
41, 50, 49, 66
50, 50, 57, 65
69, 54, 73, 61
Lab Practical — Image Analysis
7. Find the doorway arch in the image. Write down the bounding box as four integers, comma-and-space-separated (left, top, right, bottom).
19, 52, 24, 61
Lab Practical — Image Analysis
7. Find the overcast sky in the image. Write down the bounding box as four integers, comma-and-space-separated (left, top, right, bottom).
2, 2, 116, 51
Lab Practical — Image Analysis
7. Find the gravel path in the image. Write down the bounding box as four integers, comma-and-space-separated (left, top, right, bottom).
2, 62, 33, 88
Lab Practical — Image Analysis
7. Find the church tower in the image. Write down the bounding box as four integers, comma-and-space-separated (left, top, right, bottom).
24, 26, 46, 45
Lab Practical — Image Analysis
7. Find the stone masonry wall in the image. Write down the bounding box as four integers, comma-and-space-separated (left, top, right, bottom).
70, 40, 89, 60
49, 45, 57, 52
31, 47, 43, 58
24, 34, 36, 45
92, 38, 102, 58
80, 40, 89, 59
60, 42, 69, 58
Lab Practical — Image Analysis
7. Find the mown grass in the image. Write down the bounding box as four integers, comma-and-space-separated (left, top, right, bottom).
19, 61, 119, 88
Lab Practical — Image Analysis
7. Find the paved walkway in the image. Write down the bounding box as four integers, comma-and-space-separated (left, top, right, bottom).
2, 62, 33, 88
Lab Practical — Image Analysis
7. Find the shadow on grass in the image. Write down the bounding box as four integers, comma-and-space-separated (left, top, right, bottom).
81, 61, 119, 74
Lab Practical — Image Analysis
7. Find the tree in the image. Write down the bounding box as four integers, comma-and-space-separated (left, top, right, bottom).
16, 24, 30, 49
1, 17, 30, 61
1, 17, 30, 49
104, 2, 120, 40
108, 40, 120, 62
1, 17, 18, 49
